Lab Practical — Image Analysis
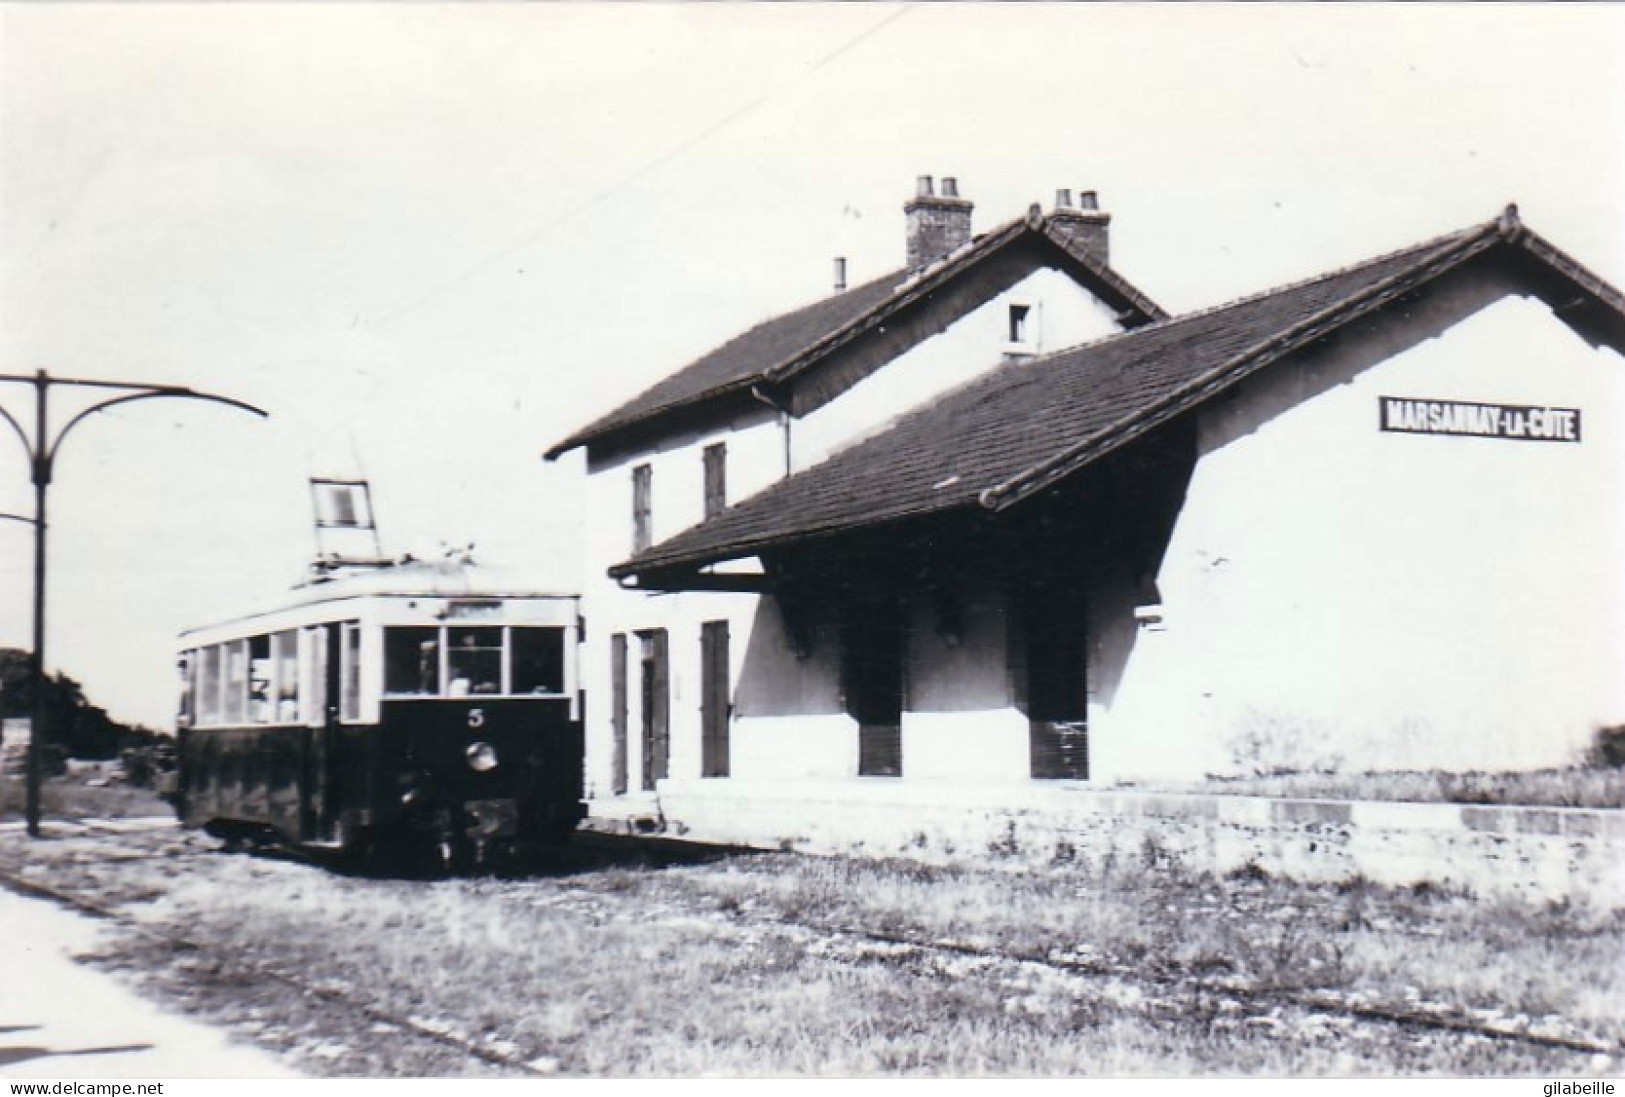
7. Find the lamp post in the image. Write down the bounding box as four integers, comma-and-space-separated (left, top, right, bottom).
0, 369, 267, 837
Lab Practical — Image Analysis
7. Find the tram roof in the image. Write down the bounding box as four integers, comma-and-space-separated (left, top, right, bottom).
179, 558, 578, 640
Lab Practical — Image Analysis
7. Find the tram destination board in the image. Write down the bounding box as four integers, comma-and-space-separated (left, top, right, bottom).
1379, 396, 1581, 443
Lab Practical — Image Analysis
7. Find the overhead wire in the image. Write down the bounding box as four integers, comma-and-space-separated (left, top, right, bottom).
365, 4, 914, 328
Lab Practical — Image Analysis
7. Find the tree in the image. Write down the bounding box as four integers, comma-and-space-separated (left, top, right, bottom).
0, 647, 161, 759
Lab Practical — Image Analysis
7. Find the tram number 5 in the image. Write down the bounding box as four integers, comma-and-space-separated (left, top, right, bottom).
467, 708, 486, 729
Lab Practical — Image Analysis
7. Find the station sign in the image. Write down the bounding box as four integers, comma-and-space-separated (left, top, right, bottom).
1379, 397, 1581, 443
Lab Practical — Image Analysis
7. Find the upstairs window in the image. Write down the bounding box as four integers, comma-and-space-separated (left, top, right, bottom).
703, 443, 727, 519
1008, 303, 1033, 346
631, 463, 653, 553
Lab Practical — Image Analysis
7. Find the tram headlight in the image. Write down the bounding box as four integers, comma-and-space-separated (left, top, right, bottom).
466, 741, 499, 773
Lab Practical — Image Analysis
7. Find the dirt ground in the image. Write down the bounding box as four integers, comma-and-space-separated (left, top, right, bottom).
0, 811, 1619, 1078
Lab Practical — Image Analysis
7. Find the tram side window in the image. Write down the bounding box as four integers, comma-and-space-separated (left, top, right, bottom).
305, 626, 328, 719
177, 652, 195, 727
384, 627, 441, 695
511, 628, 566, 695
223, 640, 248, 725
197, 646, 222, 724
248, 636, 273, 724
273, 630, 300, 722
448, 627, 502, 696
341, 623, 362, 721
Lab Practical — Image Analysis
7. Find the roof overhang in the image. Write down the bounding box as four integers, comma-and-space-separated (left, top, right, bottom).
611, 207, 1625, 588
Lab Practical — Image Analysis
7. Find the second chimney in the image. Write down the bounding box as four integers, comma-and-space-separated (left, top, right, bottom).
904, 174, 974, 273
1049, 187, 1111, 266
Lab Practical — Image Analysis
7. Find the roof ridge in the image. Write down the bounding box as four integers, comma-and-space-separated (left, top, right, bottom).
1037, 221, 1170, 322
920, 218, 1491, 391
546, 209, 1167, 459
977, 217, 1502, 510
760, 217, 1032, 385
730, 266, 907, 343
1120, 220, 1488, 339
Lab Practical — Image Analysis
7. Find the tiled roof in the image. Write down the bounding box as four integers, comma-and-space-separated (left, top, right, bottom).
545, 214, 1166, 458
614, 211, 1597, 581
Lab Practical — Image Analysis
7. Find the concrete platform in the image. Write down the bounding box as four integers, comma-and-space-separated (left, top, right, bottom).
0, 886, 297, 1078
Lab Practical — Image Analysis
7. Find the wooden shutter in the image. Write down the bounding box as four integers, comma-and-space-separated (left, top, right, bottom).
640, 630, 669, 789
703, 443, 727, 519
700, 621, 730, 777
632, 464, 653, 553
610, 633, 628, 795
842, 598, 904, 777
1030, 721, 1089, 780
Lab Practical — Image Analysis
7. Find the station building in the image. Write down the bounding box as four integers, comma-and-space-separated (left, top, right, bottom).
548, 183, 1625, 836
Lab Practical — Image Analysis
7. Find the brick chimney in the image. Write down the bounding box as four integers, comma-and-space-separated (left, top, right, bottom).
904, 175, 974, 273
1049, 188, 1111, 266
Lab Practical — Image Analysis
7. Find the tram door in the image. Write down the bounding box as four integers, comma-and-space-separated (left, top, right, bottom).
302, 623, 340, 840
638, 630, 669, 791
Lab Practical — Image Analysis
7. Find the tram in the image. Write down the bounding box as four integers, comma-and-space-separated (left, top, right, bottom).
171, 557, 585, 870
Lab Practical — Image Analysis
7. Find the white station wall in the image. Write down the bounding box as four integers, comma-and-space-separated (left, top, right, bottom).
1102, 291, 1625, 781
790, 267, 1122, 471
578, 267, 1125, 797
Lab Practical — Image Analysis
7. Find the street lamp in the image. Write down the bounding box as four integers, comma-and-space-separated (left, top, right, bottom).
0, 369, 267, 837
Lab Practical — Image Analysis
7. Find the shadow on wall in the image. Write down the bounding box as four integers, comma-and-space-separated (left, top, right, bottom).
729, 431, 1200, 736
733, 590, 845, 719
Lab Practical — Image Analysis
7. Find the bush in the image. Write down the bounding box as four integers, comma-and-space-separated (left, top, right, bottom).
1585, 725, 1625, 769
120, 741, 176, 789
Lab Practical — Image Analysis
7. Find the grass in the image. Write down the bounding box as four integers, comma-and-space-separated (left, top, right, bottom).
0, 773, 173, 822
1115, 767, 1625, 809
0, 823, 1618, 1077
590, 850, 1625, 1041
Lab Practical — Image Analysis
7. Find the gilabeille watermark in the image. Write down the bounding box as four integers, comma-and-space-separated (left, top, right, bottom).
1545, 1084, 1616, 1097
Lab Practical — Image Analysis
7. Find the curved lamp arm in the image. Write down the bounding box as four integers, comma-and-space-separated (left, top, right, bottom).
44, 388, 268, 472
0, 404, 30, 462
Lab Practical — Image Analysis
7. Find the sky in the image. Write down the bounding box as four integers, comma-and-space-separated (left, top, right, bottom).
0, 2, 1622, 728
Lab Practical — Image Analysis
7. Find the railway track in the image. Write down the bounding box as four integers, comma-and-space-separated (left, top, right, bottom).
2, 820, 1618, 1071
556, 833, 1625, 1061
766, 915, 1620, 1058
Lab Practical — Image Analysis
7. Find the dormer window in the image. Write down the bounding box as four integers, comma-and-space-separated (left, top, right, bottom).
631, 463, 653, 553
703, 443, 727, 519
1008, 303, 1033, 347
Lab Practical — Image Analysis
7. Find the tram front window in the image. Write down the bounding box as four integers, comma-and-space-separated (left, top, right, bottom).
385, 627, 441, 695
511, 628, 566, 694
448, 627, 502, 695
